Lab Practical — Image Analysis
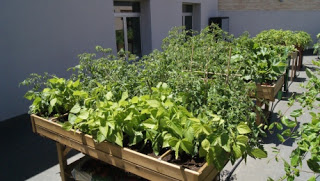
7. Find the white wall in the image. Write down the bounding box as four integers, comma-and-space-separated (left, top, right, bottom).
0, 0, 219, 121
149, 0, 181, 50
149, 0, 219, 50
0, 0, 116, 121
219, 10, 320, 46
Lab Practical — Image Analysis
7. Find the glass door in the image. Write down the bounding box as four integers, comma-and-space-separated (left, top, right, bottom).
114, 1, 141, 57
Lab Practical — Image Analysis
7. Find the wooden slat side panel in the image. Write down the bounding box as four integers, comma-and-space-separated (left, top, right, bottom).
197, 163, 216, 181
30, 115, 36, 133
256, 75, 284, 101
32, 115, 84, 143
36, 126, 178, 181
32, 115, 124, 158
123, 148, 199, 181
32, 115, 213, 181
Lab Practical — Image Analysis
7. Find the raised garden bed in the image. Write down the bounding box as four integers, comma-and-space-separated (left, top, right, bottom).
30, 114, 222, 181
255, 75, 284, 102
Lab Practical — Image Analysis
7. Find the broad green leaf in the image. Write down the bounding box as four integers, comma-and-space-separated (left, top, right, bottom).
180, 139, 193, 155
290, 153, 299, 167
237, 122, 251, 134
78, 109, 89, 120
189, 118, 201, 123
169, 122, 183, 138
99, 125, 109, 137
121, 91, 128, 101
201, 139, 210, 151
142, 119, 157, 129
50, 98, 57, 107
114, 132, 123, 147
70, 103, 81, 114
290, 109, 303, 118
73, 90, 88, 98
164, 100, 174, 107
62, 122, 72, 131
306, 68, 315, 78
307, 159, 320, 173
96, 131, 106, 143
68, 113, 77, 125
281, 116, 296, 128
73, 79, 80, 87
174, 141, 181, 159
237, 135, 249, 145
184, 127, 194, 142
199, 145, 207, 158
168, 137, 179, 147
251, 148, 267, 158
307, 176, 316, 181
162, 83, 168, 89
119, 100, 128, 107
147, 100, 160, 108
24, 91, 34, 100
131, 96, 139, 103
129, 131, 143, 146
277, 133, 285, 143
276, 123, 283, 130
232, 144, 242, 159
268, 122, 275, 130
124, 112, 133, 121
106, 92, 113, 100
282, 129, 291, 137
156, 108, 165, 117
32, 97, 41, 106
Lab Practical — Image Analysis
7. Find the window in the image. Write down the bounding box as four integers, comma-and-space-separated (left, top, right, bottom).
182, 4, 193, 30
114, 1, 142, 56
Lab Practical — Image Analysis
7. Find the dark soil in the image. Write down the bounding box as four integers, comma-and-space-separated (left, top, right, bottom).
125, 139, 169, 159
162, 151, 205, 171
81, 158, 147, 181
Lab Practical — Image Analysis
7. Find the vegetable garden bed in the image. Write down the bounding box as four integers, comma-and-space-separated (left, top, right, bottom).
31, 114, 223, 181
255, 75, 284, 102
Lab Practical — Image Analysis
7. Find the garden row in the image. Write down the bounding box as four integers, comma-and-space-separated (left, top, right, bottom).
23, 25, 314, 180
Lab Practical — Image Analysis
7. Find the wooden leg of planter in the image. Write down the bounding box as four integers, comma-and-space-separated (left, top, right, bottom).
56, 142, 68, 181
298, 49, 303, 71
213, 173, 220, 181
255, 100, 263, 125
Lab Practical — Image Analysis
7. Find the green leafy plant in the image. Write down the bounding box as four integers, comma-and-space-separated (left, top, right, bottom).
268, 60, 320, 181
313, 33, 320, 57
22, 25, 276, 171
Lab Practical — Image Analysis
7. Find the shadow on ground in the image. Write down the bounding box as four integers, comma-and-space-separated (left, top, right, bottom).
0, 114, 77, 180
262, 111, 300, 147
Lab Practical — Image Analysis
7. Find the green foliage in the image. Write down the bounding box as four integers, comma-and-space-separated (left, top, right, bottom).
269, 61, 320, 180
255, 29, 312, 49
22, 25, 293, 171
313, 33, 320, 56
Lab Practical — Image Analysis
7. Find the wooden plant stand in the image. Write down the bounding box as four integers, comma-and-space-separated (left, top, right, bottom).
255, 75, 284, 102
30, 114, 221, 181
253, 75, 285, 125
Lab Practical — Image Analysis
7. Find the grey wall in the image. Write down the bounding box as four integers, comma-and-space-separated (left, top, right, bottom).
0, 0, 116, 121
219, 10, 320, 46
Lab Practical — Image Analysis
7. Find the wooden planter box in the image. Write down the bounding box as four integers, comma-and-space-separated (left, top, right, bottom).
30, 114, 221, 181
255, 75, 284, 102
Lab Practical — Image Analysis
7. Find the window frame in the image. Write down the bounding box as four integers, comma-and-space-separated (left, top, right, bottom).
114, 1, 142, 56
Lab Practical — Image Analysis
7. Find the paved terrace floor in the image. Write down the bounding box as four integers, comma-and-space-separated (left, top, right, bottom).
0, 56, 319, 181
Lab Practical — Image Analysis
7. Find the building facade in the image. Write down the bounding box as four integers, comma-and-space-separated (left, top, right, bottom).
218, 0, 320, 44
1, 0, 320, 121
0, 0, 218, 121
